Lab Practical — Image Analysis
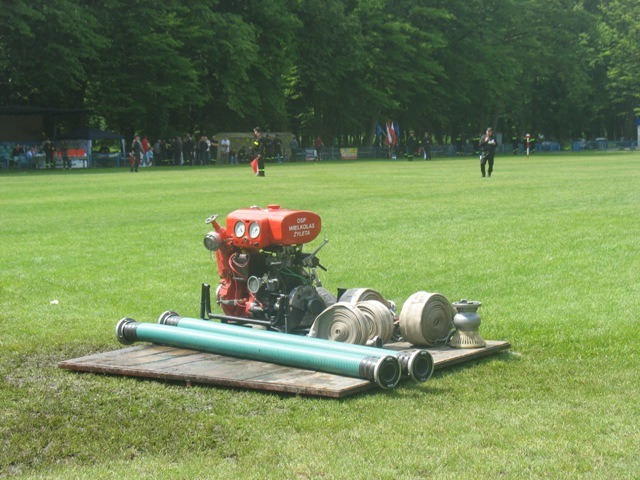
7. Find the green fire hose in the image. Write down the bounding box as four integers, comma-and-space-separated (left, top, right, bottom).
157, 311, 433, 382
116, 318, 401, 389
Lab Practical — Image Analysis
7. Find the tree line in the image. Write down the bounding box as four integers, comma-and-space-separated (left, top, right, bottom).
1, 0, 638, 146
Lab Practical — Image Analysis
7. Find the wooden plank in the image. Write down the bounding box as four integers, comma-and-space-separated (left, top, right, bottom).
58, 340, 510, 398
387, 340, 511, 370
59, 345, 371, 398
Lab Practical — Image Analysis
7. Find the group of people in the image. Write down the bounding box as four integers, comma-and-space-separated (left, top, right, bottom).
481, 128, 539, 177
401, 131, 433, 161
10, 139, 73, 169
384, 131, 433, 161
126, 126, 503, 178
248, 128, 297, 177
384, 126, 498, 177
129, 133, 239, 171
129, 130, 294, 174
511, 133, 537, 158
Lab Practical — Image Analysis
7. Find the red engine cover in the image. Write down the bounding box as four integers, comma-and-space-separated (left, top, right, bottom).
225, 204, 321, 249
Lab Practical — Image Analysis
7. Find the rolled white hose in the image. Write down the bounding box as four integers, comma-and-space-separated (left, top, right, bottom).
308, 302, 370, 345
355, 300, 395, 345
399, 291, 455, 347
338, 288, 390, 308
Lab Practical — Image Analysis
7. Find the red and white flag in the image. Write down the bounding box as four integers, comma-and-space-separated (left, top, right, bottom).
386, 121, 397, 146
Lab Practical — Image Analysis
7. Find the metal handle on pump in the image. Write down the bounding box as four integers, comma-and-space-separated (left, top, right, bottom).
303, 238, 329, 269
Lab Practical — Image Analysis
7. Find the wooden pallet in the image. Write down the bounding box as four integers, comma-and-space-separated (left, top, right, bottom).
58, 340, 510, 398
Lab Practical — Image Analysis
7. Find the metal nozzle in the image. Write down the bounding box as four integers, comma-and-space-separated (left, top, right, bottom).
115, 318, 139, 345
359, 355, 401, 389
157, 311, 181, 326
396, 349, 434, 382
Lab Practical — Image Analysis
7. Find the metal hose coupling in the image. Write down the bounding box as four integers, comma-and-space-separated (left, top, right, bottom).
358, 355, 401, 389
157, 310, 181, 326
116, 318, 139, 345
395, 349, 434, 382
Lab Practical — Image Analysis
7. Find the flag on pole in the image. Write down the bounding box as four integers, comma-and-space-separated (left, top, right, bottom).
376, 122, 384, 138
386, 120, 397, 147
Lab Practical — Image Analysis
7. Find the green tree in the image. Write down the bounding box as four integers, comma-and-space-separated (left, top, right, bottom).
597, 0, 640, 138
210, 0, 300, 133
84, 0, 200, 138
509, 0, 598, 141
287, 0, 365, 145
353, 0, 450, 144
0, 1, 106, 112
159, 1, 258, 136
0, 0, 634, 145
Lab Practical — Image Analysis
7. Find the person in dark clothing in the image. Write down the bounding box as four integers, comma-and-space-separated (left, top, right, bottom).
479, 127, 497, 177
511, 133, 520, 154
209, 136, 219, 164
272, 134, 283, 163
60, 141, 71, 170
43, 139, 56, 169
173, 136, 183, 165
198, 135, 209, 165
263, 135, 274, 162
455, 133, 464, 155
237, 146, 248, 163
405, 130, 418, 161
252, 126, 267, 176
183, 134, 194, 166
131, 134, 143, 172
422, 131, 432, 160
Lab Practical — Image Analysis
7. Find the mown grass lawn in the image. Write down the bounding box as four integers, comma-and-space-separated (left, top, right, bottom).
1, 151, 639, 479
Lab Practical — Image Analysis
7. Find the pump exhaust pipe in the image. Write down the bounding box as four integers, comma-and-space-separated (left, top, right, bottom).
116, 318, 401, 389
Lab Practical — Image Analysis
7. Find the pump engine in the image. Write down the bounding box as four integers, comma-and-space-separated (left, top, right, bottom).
202, 204, 335, 333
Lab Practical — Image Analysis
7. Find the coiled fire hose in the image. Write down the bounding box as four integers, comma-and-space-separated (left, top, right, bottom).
158, 312, 434, 382
398, 291, 455, 347
355, 300, 395, 345
338, 287, 390, 307
308, 302, 370, 345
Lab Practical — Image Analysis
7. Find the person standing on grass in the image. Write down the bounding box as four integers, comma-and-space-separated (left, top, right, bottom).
141, 136, 151, 166
251, 126, 267, 177
289, 136, 299, 162
422, 131, 432, 160
273, 134, 283, 163
60, 141, 71, 170
153, 138, 162, 166
131, 134, 143, 172
313, 135, 324, 161
43, 138, 56, 169
405, 130, 418, 161
524, 133, 535, 159
479, 127, 497, 177
220, 136, 231, 164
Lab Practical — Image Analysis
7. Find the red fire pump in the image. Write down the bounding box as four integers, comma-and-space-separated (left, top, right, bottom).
201, 204, 337, 333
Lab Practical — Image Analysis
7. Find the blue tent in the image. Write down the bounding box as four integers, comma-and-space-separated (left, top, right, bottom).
59, 127, 125, 167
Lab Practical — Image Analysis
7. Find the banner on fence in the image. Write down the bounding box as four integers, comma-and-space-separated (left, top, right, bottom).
340, 148, 358, 160
304, 148, 317, 161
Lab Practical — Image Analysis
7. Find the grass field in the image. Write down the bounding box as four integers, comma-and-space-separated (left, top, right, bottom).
1, 152, 639, 479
